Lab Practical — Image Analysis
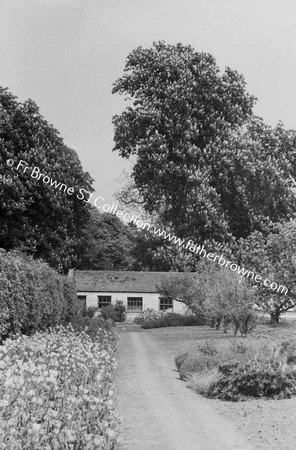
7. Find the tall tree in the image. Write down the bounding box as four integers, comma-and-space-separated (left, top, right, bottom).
112, 42, 296, 243
0, 87, 93, 272
112, 41, 256, 243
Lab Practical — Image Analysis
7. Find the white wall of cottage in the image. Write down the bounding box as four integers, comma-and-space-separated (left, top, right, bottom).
77, 291, 188, 321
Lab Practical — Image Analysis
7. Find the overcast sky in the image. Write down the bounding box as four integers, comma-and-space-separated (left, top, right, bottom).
1, 0, 296, 205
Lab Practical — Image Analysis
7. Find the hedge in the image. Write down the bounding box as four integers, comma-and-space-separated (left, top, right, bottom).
0, 249, 78, 340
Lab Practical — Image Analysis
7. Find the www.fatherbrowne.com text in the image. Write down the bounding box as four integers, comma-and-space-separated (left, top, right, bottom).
6, 158, 288, 295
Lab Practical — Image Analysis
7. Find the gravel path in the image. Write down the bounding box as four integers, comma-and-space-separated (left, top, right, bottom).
113, 324, 254, 450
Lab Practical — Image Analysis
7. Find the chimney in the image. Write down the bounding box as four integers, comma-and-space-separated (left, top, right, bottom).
68, 268, 74, 279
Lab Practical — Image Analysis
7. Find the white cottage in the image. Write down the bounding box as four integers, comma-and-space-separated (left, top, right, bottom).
75, 270, 195, 321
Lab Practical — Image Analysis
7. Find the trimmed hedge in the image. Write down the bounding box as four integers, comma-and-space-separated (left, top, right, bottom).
141, 313, 206, 329
0, 249, 77, 340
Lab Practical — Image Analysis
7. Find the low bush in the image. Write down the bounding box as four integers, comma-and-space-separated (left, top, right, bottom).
187, 368, 219, 395
177, 340, 296, 401
134, 308, 162, 324
176, 341, 262, 381
0, 325, 119, 448
100, 301, 126, 323
198, 339, 218, 356
178, 354, 221, 380
279, 340, 296, 364
70, 315, 115, 342
208, 361, 296, 401
81, 306, 99, 318
141, 313, 205, 329
175, 352, 189, 371
229, 340, 250, 355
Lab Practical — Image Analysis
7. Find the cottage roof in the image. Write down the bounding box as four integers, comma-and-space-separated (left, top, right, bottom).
75, 270, 197, 293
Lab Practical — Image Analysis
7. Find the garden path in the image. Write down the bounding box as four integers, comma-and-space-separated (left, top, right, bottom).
113, 324, 253, 450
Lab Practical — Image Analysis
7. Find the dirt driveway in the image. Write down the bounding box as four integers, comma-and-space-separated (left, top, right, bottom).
113, 324, 253, 450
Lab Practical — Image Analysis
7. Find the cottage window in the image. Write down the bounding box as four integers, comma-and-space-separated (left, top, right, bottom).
98, 295, 112, 308
127, 297, 143, 311
159, 297, 173, 311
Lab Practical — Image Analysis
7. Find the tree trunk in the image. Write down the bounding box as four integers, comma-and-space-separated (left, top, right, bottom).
233, 323, 239, 336
215, 318, 221, 330
270, 312, 280, 325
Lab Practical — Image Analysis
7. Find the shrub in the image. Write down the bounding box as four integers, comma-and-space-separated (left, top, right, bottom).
134, 308, 162, 324
114, 300, 126, 322
141, 313, 205, 329
198, 339, 218, 356
179, 314, 206, 326
279, 340, 296, 364
175, 352, 189, 371
229, 340, 250, 355
96, 301, 126, 323
176, 341, 260, 382
0, 249, 77, 340
187, 368, 219, 395
178, 341, 296, 401
208, 361, 296, 401
178, 354, 221, 380
0, 325, 119, 448
81, 306, 99, 318
70, 315, 115, 342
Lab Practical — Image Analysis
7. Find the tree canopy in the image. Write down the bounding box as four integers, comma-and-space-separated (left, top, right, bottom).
0, 87, 93, 272
238, 220, 296, 322
76, 208, 135, 271
112, 42, 296, 244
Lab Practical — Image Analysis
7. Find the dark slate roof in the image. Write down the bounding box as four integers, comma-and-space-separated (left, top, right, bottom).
75, 270, 197, 293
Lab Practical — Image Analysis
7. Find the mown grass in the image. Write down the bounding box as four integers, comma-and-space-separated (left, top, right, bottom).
145, 317, 296, 359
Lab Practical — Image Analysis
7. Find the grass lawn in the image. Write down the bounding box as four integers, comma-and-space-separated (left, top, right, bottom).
141, 317, 296, 450
144, 317, 296, 359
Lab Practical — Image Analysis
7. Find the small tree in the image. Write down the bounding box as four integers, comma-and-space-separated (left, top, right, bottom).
157, 273, 203, 317
202, 268, 257, 336
238, 221, 296, 323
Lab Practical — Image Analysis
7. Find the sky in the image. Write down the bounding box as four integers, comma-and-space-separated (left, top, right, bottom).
1, 0, 296, 205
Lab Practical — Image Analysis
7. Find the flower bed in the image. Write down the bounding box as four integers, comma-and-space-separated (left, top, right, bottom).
0, 325, 119, 449
177, 339, 296, 401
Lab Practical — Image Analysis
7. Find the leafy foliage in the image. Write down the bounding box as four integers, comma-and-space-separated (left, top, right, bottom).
100, 301, 126, 323
0, 249, 77, 340
177, 340, 296, 401
70, 315, 114, 341
238, 220, 296, 322
140, 313, 205, 329
198, 339, 218, 356
0, 87, 93, 272
200, 266, 257, 336
133, 308, 162, 324
77, 208, 135, 270
157, 272, 203, 315
209, 361, 296, 401
112, 42, 296, 246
